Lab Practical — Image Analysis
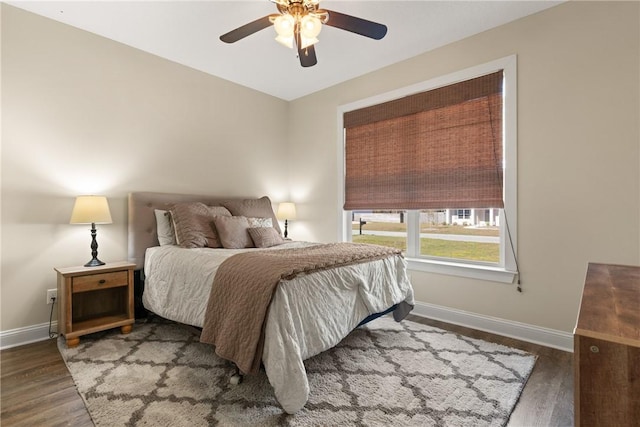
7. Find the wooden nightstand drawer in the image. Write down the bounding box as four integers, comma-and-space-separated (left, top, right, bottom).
73, 271, 128, 293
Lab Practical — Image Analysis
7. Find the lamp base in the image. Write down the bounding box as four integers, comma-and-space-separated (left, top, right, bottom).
84, 257, 105, 267
84, 223, 105, 267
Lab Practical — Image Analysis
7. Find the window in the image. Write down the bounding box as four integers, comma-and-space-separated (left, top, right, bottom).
340, 56, 517, 283
455, 210, 471, 221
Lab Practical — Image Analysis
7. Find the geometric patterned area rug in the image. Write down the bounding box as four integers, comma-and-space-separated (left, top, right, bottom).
58, 316, 536, 427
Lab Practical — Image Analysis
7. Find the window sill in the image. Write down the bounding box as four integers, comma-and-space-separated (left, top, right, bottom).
407, 258, 517, 284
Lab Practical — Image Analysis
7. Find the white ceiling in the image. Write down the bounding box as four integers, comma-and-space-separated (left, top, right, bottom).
7, 1, 562, 100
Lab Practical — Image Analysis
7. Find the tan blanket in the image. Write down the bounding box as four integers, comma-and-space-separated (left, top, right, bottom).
199, 242, 402, 375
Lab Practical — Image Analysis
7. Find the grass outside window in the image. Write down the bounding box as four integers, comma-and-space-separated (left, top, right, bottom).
353, 221, 500, 263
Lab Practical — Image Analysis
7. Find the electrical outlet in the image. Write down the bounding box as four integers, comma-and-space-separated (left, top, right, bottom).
46, 289, 57, 304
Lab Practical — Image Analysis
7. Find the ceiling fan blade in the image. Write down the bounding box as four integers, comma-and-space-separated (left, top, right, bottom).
220, 16, 273, 43
298, 44, 318, 67
323, 9, 387, 40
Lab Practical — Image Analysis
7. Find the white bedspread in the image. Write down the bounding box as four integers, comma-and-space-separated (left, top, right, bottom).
143, 242, 414, 413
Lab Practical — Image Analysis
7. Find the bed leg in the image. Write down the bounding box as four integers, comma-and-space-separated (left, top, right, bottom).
230, 366, 243, 385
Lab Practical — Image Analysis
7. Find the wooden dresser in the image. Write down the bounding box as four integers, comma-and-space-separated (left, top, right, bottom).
574, 263, 640, 426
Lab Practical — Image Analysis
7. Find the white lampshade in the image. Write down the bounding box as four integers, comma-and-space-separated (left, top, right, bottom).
70, 196, 113, 224
277, 202, 297, 220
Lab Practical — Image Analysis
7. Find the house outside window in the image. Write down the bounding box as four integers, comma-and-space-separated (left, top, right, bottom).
339, 56, 518, 283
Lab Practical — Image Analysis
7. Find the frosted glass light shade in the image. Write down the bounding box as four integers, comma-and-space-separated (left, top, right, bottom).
299, 36, 319, 49
70, 196, 113, 224
275, 34, 294, 48
277, 202, 297, 220
274, 13, 321, 50
300, 15, 322, 39
274, 14, 295, 37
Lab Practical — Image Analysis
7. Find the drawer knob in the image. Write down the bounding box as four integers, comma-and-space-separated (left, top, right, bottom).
590, 345, 599, 353
99, 279, 106, 285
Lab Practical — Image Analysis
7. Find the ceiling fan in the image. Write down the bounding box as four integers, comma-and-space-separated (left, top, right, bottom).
220, 0, 388, 68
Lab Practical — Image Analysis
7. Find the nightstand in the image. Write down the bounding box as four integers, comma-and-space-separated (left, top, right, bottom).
55, 261, 135, 348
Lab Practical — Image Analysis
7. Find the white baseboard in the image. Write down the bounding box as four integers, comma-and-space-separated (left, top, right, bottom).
411, 301, 574, 353
2, 304, 574, 353
0, 321, 57, 350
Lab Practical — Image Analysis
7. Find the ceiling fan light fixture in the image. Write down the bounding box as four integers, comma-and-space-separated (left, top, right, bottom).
274, 12, 321, 50
221, 0, 387, 67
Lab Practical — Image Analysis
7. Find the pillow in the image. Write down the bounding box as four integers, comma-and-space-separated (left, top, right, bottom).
248, 227, 285, 248
213, 215, 253, 249
170, 202, 231, 248
154, 209, 176, 246
247, 217, 272, 228
222, 196, 282, 235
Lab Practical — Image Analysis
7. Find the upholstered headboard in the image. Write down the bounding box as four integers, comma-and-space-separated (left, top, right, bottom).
127, 191, 247, 270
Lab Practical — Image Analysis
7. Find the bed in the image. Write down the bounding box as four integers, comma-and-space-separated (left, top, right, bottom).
127, 191, 414, 414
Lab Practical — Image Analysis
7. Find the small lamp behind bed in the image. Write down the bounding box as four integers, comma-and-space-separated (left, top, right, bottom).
276, 202, 296, 239
70, 195, 112, 267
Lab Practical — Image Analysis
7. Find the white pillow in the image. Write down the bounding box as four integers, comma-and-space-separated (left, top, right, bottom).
247, 217, 273, 228
154, 209, 176, 246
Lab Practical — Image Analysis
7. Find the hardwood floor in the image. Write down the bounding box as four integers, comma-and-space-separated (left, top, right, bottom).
1, 339, 93, 426
1, 316, 574, 426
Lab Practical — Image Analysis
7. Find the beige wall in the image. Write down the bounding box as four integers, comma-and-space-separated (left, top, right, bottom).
2, 1, 639, 337
288, 1, 640, 333
1, 5, 289, 331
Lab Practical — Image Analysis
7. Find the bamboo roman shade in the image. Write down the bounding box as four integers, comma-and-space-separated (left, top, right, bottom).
344, 71, 504, 210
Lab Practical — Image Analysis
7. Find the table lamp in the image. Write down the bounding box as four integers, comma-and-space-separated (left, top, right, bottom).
276, 202, 297, 239
70, 195, 112, 267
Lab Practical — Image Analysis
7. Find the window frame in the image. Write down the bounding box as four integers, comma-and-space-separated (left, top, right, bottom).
337, 56, 518, 284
